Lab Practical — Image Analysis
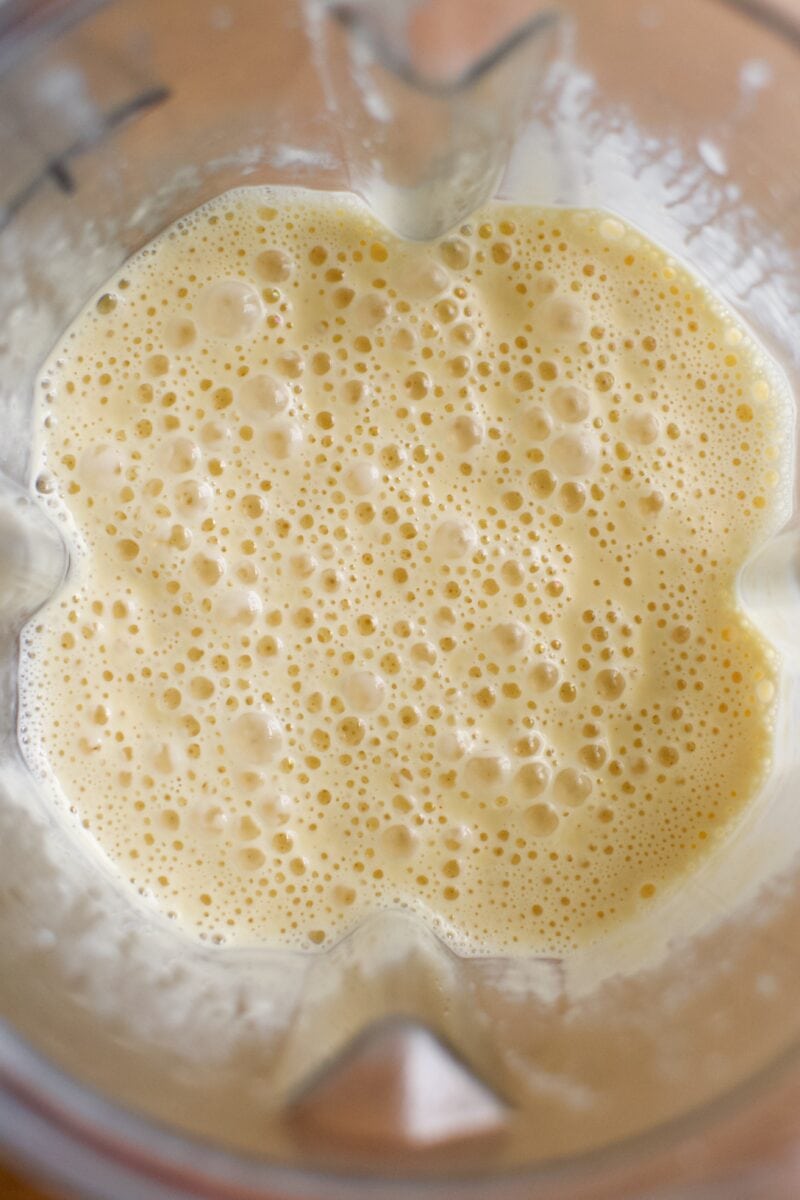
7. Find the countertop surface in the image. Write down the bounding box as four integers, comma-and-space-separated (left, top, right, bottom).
3, 0, 800, 1197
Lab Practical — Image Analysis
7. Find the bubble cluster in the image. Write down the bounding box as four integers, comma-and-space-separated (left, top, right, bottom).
20, 188, 792, 954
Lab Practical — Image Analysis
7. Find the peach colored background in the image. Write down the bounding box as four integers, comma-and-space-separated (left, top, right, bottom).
3, 0, 800, 1196
0, 1165, 47, 1200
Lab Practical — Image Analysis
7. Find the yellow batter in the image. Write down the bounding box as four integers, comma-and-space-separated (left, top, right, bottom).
19, 189, 792, 953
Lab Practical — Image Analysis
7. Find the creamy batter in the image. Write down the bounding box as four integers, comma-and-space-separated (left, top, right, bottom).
19, 188, 792, 953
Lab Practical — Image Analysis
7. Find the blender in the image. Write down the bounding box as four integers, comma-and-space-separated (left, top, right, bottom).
1, 1, 800, 1197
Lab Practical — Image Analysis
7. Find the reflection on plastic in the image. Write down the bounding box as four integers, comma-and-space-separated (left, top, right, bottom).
309, 0, 561, 238
289, 1017, 508, 1151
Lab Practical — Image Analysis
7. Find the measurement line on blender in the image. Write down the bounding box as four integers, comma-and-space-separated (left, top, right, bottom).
330, 3, 559, 97
716, 0, 800, 53
0, 84, 170, 233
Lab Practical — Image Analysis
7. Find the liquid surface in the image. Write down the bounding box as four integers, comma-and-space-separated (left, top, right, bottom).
20, 189, 792, 953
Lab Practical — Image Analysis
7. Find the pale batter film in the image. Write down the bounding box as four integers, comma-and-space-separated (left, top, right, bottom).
19, 188, 792, 954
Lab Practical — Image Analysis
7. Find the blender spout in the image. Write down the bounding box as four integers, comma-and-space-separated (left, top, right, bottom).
308, 0, 561, 240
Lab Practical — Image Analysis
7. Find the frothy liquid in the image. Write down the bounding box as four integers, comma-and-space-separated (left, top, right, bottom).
20, 190, 792, 953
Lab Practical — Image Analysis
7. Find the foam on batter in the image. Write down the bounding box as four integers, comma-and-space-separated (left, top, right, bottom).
19, 189, 792, 953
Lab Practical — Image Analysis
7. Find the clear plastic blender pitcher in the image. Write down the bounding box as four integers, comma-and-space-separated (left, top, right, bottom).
1, 1, 800, 1197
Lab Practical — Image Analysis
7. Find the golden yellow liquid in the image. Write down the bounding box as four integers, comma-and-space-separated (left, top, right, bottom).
20, 190, 792, 953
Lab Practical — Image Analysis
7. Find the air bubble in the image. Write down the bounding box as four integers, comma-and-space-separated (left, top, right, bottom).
240, 847, 267, 871
382, 824, 418, 858
264, 419, 303, 459
255, 249, 293, 282
541, 296, 588, 341
554, 768, 592, 807
442, 824, 472, 851
193, 552, 226, 586
175, 479, 213, 514
579, 743, 606, 769
549, 386, 590, 423
165, 437, 200, 474
230, 710, 283, 764
79, 444, 123, 486
551, 431, 598, 477
197, 281, 263, 338
523, 406, 552, 442
596, 668, 626, 700
530, 662, 559, 691
439, 238, 471, 270
434, 519, 477, 560
626, 412, 660, 445
356, 293, 390, 326
238, 815, 262, 841
290, 552, 317, 579
343, 670, 385, 713
260, 793, 292, 825
399, 262, 449, 299
464, 754, 509, 789
240, 374, 290, 421
525, 803, 560, 837
450, 414, 484, 453
164, 317, 197, 349
493, 622, 527, 655
217, 589, 263, 626
437, 728, 470, 761
599, 216, 625, 240
514, 761, 550, 799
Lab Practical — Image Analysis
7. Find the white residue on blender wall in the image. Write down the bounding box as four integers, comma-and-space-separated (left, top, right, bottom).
268, 144, 338, 171
740, 57, 773, 99
697, 137, 728, 177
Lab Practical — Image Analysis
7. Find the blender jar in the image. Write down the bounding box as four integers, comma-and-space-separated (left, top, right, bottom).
1, 1, 800, 1197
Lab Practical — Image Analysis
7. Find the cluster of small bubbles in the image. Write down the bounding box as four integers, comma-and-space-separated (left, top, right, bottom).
18, 187, 791, 956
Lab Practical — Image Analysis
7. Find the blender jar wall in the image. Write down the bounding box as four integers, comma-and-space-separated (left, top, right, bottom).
0, 1, 800, 1198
